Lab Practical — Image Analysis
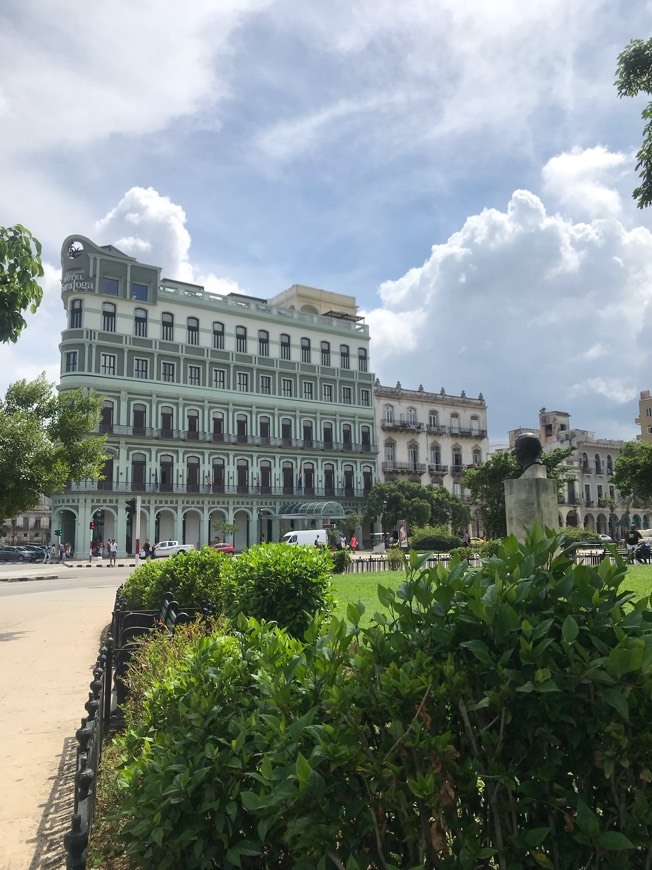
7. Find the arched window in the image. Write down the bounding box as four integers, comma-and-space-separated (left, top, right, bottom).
131, 451, 146, 492
70, 298, 83, 329
160, 406, 174, 438
100, 400, 114, 434
237, 459, 249, 494
282, 460, 294, 494
212, 411, 224, 442
324, 463, 335, 496
342, 423, 353, 450
134, 308, 147, 337
340, 344, 350, 369
258, 329, 269, 356
385, 440, 395, 462
361, 425, 371, 452
162, 312, 174, 341
358, 347, 368, 372
132, 403, 146, 436
186, 409, 199, 440
259, 415, 271, 444
471, 415, 480, 434
452, 445, 463, 470
213, 321, 224, 349
581, 452, 589, 471
301, 337, 311, 363
384, 404, 394, 424
408, 442, 419, 469
429, 410, 439, 429
303, 462, 315, 494
236, 325, 247, 353
302, 420, 314, 448
210, 458, 225, 493
595, 453, 602, 475
607, 455, 613, 475
259, 460, 272, 494
280, 333, 291, 360
450, 413, 460, 433
472, 447, 482, 466
430, 443, 441, 468
343, 464, 354, 496
187, 316, 199, 346
406, 407, 417, 426
102, 302, 116, 332
281, 418, 293, 446
186, 456, 200, 492
99, 454, 114, 491
236, 414, 248, 444
321, 341, 331, 366
323, 422, 333, 447
362, 465, 373, 494
159, 454, 174, 492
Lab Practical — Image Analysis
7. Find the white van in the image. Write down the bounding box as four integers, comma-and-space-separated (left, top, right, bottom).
282, 529, 329, 547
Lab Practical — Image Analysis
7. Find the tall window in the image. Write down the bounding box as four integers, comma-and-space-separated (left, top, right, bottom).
212, 368, 225, 389
186, 411, 199, 440
450, 413, 460, 433
301, 337, 311, 363
303, 421, 314, 448
342, 386, 352, 404
385, 441, 395, 462
162, 362, 175, 382
595, 454, 602, 474
65, 351, 78, 372
131, 282, 148, 301
607, 455, 613, 474
237, 372, 249, 392
323, 423, 333, 447
324, 464, 335, 496
212, 413, 224, 442
431, 443, 441, 468
237, 460, 249, 494
102, 303, 116, 332
160, 408, 174, 438
471, 415, 480, 434
188, 365, 200, 386
429, 410, 439, 429
322, 384, 333, 402
131, 452, 146, 491
361, 426, 371, 451
361, 389, 370, 407
340, 344, 350, 369
134, 308, 147, 337
342, 424, 352, 450
160, 455, 174, 491
358, 347, 368, 372
70, 298, 82, 329
213, 321, 224, 349
406, 407, 416, 425
408, 443, 419, 469
100, 277, 119, 296
101, 354, 116, 376
472, 447, 482, 466
259, 375, 271, 395
363, 466, 372, 494
187, 316, 199, 346
281, 419, 293, 446
236, 415, 248, 444
259, 417, 271, 444
281, 378, 293, 397
260, 461, 272, 494
258, 330, 269, 356
236, 325, 247, 353
134, 358, 149, 379
186, 457, 200, 492
452, 446, 463, 469
303, 381, 314, 400
384, 404, 394, 424
321, 341, 331, 366
280, 333, 291, 360
210, 460, 225, 493
162, 312, 174, 341
343, 465, 354, 496
132, 404, 146, 435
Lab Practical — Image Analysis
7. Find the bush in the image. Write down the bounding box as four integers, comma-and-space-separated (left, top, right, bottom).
410, 523, 462, 552
104, 528, 652, 867
385, 546, 406, 569
560, 526, 604, 547
480, 537, 502, 557
223, 543, 334, 637
331, 548, 351, 573
119, 547, 232, 610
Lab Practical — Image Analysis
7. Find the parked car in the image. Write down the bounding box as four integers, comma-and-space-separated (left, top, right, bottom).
211, 542, 235, 555
0, 546, 39, 562
598, 534, 613, 543
151, 541, 195, 558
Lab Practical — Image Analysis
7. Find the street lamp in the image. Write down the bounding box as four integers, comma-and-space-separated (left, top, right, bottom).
381, 500, 387, 548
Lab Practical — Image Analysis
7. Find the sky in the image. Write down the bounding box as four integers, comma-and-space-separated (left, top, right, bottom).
2, 0, 652, 442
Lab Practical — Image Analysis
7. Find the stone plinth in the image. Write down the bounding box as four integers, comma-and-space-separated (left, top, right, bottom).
504, 478, 559, 543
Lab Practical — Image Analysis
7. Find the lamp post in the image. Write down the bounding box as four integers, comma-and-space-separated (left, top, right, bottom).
381, 500, 387, 549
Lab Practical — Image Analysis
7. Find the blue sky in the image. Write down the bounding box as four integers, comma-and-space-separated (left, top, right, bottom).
2, 0, 652, 441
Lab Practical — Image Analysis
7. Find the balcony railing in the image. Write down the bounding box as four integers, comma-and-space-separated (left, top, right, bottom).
381, 461, 427, 474
95, 425, 378, 454
428, 463, 449, 474
62, 482, 372, 498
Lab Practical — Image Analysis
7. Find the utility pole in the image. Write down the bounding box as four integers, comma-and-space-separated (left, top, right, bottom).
134, 494, 142, 557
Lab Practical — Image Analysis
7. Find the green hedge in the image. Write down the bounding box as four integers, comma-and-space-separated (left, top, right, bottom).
410, 524, 462, 552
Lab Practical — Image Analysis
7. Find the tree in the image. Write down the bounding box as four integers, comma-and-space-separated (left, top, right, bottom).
0, 375, 107, 520
611, 440, 652, 505
616, 38, 652, 208
463, 447, 572, 538
0, 225, 44, 343
363, 480, 470, 533
211, 519, 238, 541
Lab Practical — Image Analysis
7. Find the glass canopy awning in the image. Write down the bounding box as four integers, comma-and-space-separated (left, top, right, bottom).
273, 501, 346, 520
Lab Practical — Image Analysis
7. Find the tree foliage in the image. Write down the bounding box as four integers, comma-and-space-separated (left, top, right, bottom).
363, 480, 470, 532
616, 38, 652, 208
611, 440, 652, 505
464, 447, 572, 538
0, 375, 107, 520
0, 224, 44, 343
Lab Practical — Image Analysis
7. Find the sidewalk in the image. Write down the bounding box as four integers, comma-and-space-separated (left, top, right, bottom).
0, 576, 124, 869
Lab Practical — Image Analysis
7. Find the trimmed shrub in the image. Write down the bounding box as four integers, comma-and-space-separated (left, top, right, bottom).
410, 523, 462, 552
385, 546, 406, 569
480, 537, 502, 557
224, 543, 334, 637
331, 548, 351, 574
119, 547, 232, 610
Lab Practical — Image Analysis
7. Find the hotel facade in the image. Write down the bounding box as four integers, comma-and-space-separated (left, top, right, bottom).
54, 236, 377, 556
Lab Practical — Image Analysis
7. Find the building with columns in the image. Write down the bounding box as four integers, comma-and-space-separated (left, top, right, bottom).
53, 236, 377, 556
375, 380, 489, 500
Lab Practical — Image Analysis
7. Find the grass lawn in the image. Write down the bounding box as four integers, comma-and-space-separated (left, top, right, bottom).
332, 564, 652, 626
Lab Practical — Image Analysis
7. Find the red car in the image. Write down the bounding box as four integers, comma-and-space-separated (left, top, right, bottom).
211, 542, 235, 555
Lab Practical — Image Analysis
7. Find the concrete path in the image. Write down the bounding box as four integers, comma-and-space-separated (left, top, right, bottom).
0, 571, 126, 870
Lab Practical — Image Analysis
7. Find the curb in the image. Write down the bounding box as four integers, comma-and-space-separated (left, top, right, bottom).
0, 574, 61, 583
0, 563, 137, 582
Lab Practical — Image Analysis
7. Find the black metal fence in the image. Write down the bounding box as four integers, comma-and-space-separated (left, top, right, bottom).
344, 549, 630, 573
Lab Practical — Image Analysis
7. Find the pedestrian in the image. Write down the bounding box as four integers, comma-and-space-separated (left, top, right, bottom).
626, 525, 642, 562
340, 534, 346, 550
43, 543, 51, 564
350, 533, 357, 550
109, 539, 117, 566
143, 539, 151, 559
65, 542, 71, 560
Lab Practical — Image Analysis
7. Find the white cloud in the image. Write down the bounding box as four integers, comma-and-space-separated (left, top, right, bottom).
542, 146, 631, 219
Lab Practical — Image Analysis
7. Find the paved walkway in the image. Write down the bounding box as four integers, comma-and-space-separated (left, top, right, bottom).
0, 573, 125, 869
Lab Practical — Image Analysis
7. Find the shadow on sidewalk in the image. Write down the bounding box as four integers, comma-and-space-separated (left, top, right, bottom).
28, 735, 77, 870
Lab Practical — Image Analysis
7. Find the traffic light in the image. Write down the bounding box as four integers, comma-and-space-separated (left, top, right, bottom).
89, 521, 95, 530
125, 498, 137, 517
55, 529, 63, 537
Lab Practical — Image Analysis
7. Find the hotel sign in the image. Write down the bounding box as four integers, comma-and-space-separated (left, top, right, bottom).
62, 274, 94, 293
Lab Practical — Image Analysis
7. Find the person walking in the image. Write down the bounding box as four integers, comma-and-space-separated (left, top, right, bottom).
350, 533, 357, 551
109, 539, 117, 566
43, 543, 51, 564
143, 539, 151, 559
626, 525, 642, 563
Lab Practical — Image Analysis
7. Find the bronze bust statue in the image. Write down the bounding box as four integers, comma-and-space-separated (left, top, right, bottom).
514, 433, 547, 478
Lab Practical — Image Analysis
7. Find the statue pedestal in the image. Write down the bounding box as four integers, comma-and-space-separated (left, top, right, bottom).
504, 478, 559, 543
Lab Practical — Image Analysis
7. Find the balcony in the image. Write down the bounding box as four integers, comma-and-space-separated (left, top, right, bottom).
428, 464, 449, 475
380, 420, 424, 432
61, 481, 372, 499
381, 461, 427, 474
